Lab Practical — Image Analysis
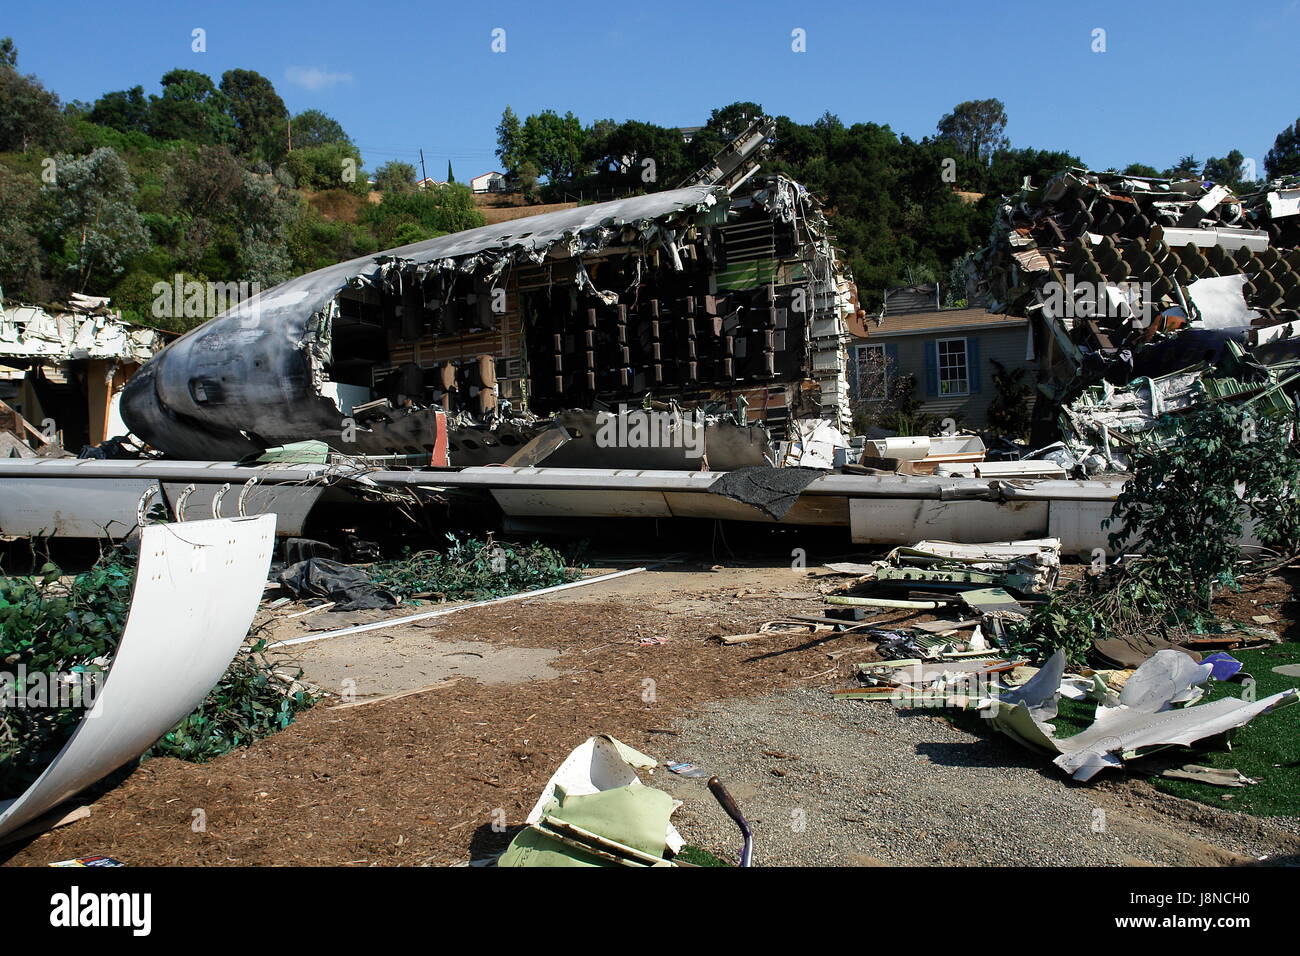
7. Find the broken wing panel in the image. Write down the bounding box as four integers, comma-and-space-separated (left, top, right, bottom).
0, 514, 276, 839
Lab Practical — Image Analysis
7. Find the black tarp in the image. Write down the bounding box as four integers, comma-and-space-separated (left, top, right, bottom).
706, 466, 823, 520
277, 558, 397, 612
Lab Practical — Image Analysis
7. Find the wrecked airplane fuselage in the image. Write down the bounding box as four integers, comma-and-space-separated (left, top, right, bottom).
122, 177, 860, 463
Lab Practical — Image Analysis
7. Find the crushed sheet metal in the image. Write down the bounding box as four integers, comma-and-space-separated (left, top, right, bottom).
0, 514, 275, 839
0, 304, 164, 362
985, 649, 1299, 781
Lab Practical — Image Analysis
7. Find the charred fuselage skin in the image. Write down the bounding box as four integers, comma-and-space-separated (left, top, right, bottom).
123, 182, 857, 460
120, 261, 355, 459
122, 188, 729, 459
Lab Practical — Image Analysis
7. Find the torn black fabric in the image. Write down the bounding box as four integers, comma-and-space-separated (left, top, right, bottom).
706, 466, 822, 520
277, 558, 397, 612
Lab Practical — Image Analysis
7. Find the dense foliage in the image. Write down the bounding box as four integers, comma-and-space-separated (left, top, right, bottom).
370, 534, 582, 603
0, 550, 317, 796
1010, 406, 1300, 663
0, 38, 484, 331
0, 554, 132, 794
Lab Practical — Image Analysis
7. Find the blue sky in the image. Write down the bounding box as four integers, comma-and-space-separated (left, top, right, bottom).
6, 0, 1298, 179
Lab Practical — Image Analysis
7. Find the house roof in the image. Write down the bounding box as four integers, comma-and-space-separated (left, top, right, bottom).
860, 308, 1028, 339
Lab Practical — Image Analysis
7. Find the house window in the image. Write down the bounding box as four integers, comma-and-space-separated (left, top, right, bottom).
937, 337, 969, 396
855, 344, 890, 402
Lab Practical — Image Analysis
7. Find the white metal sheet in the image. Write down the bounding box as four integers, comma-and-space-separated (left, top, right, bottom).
850, 498, 1048, 545
0, 514, 276, 839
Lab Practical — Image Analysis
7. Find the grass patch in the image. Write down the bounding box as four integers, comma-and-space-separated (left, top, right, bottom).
1143, 642, 1300, 816
936, 644, 1300, 817
675, 844, 731, 867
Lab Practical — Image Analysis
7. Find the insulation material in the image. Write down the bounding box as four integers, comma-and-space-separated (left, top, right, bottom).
521, 734, 683, 853
0, 514, 276, 839
1186, 275, 1261, 329
708, 465, 824, 520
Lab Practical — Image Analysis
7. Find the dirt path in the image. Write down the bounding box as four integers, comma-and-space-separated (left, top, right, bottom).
4, 560, 1296, 867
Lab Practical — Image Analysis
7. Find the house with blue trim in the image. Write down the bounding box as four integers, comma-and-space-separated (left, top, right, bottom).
849, 285, 1035, 428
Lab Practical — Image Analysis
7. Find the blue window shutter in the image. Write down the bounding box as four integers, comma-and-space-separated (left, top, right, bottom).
924, 341, 938, 397
968, 337, 981, 393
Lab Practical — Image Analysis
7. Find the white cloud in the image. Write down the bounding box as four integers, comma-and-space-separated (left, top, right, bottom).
284, 66, 354, 92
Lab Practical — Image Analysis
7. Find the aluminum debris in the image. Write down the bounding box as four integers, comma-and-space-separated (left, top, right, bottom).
981, 649, 1299, 781
0, 514, 275, 840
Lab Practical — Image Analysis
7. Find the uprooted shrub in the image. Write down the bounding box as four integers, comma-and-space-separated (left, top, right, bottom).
369, 533, 583, 602
0, 548, 317, 798
1010, 404, 1300, 663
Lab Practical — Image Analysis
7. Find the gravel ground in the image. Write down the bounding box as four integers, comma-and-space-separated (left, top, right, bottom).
652, 688, 1300, 867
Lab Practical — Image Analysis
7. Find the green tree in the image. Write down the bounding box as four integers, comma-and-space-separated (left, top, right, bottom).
147, 69, 235, 145
447, 160, 455, 183
985, 146, 1083, 194
0, 38, 64, 151
520, 109, 586, 182
584, 119, 689, 188
516, 160, 540, 202
373, 160, 418, 193
43, 147, 150, 291
88, 86, 151, 135
283, 142, 365, 193
495, 105, 523, 175
1122, 162, 1160, 177
219, 69, 287, 163
0, 165, 45, 300
1265, 119, 1300, 179
291, 109, 350, 148
1167, 155, 1200, 177
1203, 149, 1247, 186
935, 98, 1009, 165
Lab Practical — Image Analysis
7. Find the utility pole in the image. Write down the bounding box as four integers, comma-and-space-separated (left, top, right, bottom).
419, 148, 428, 184
286, 110, 292, 152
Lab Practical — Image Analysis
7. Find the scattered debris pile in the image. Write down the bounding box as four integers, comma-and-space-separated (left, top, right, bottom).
978, 168, 1300, 461
981, 649, 1297, 781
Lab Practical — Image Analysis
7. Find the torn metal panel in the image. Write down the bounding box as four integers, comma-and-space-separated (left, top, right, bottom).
1266, 186, 1300, 220
0, 305, 163, 363
500, 734, 684, 867
984, 649, 1299, 781
0, 514, 275, 839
